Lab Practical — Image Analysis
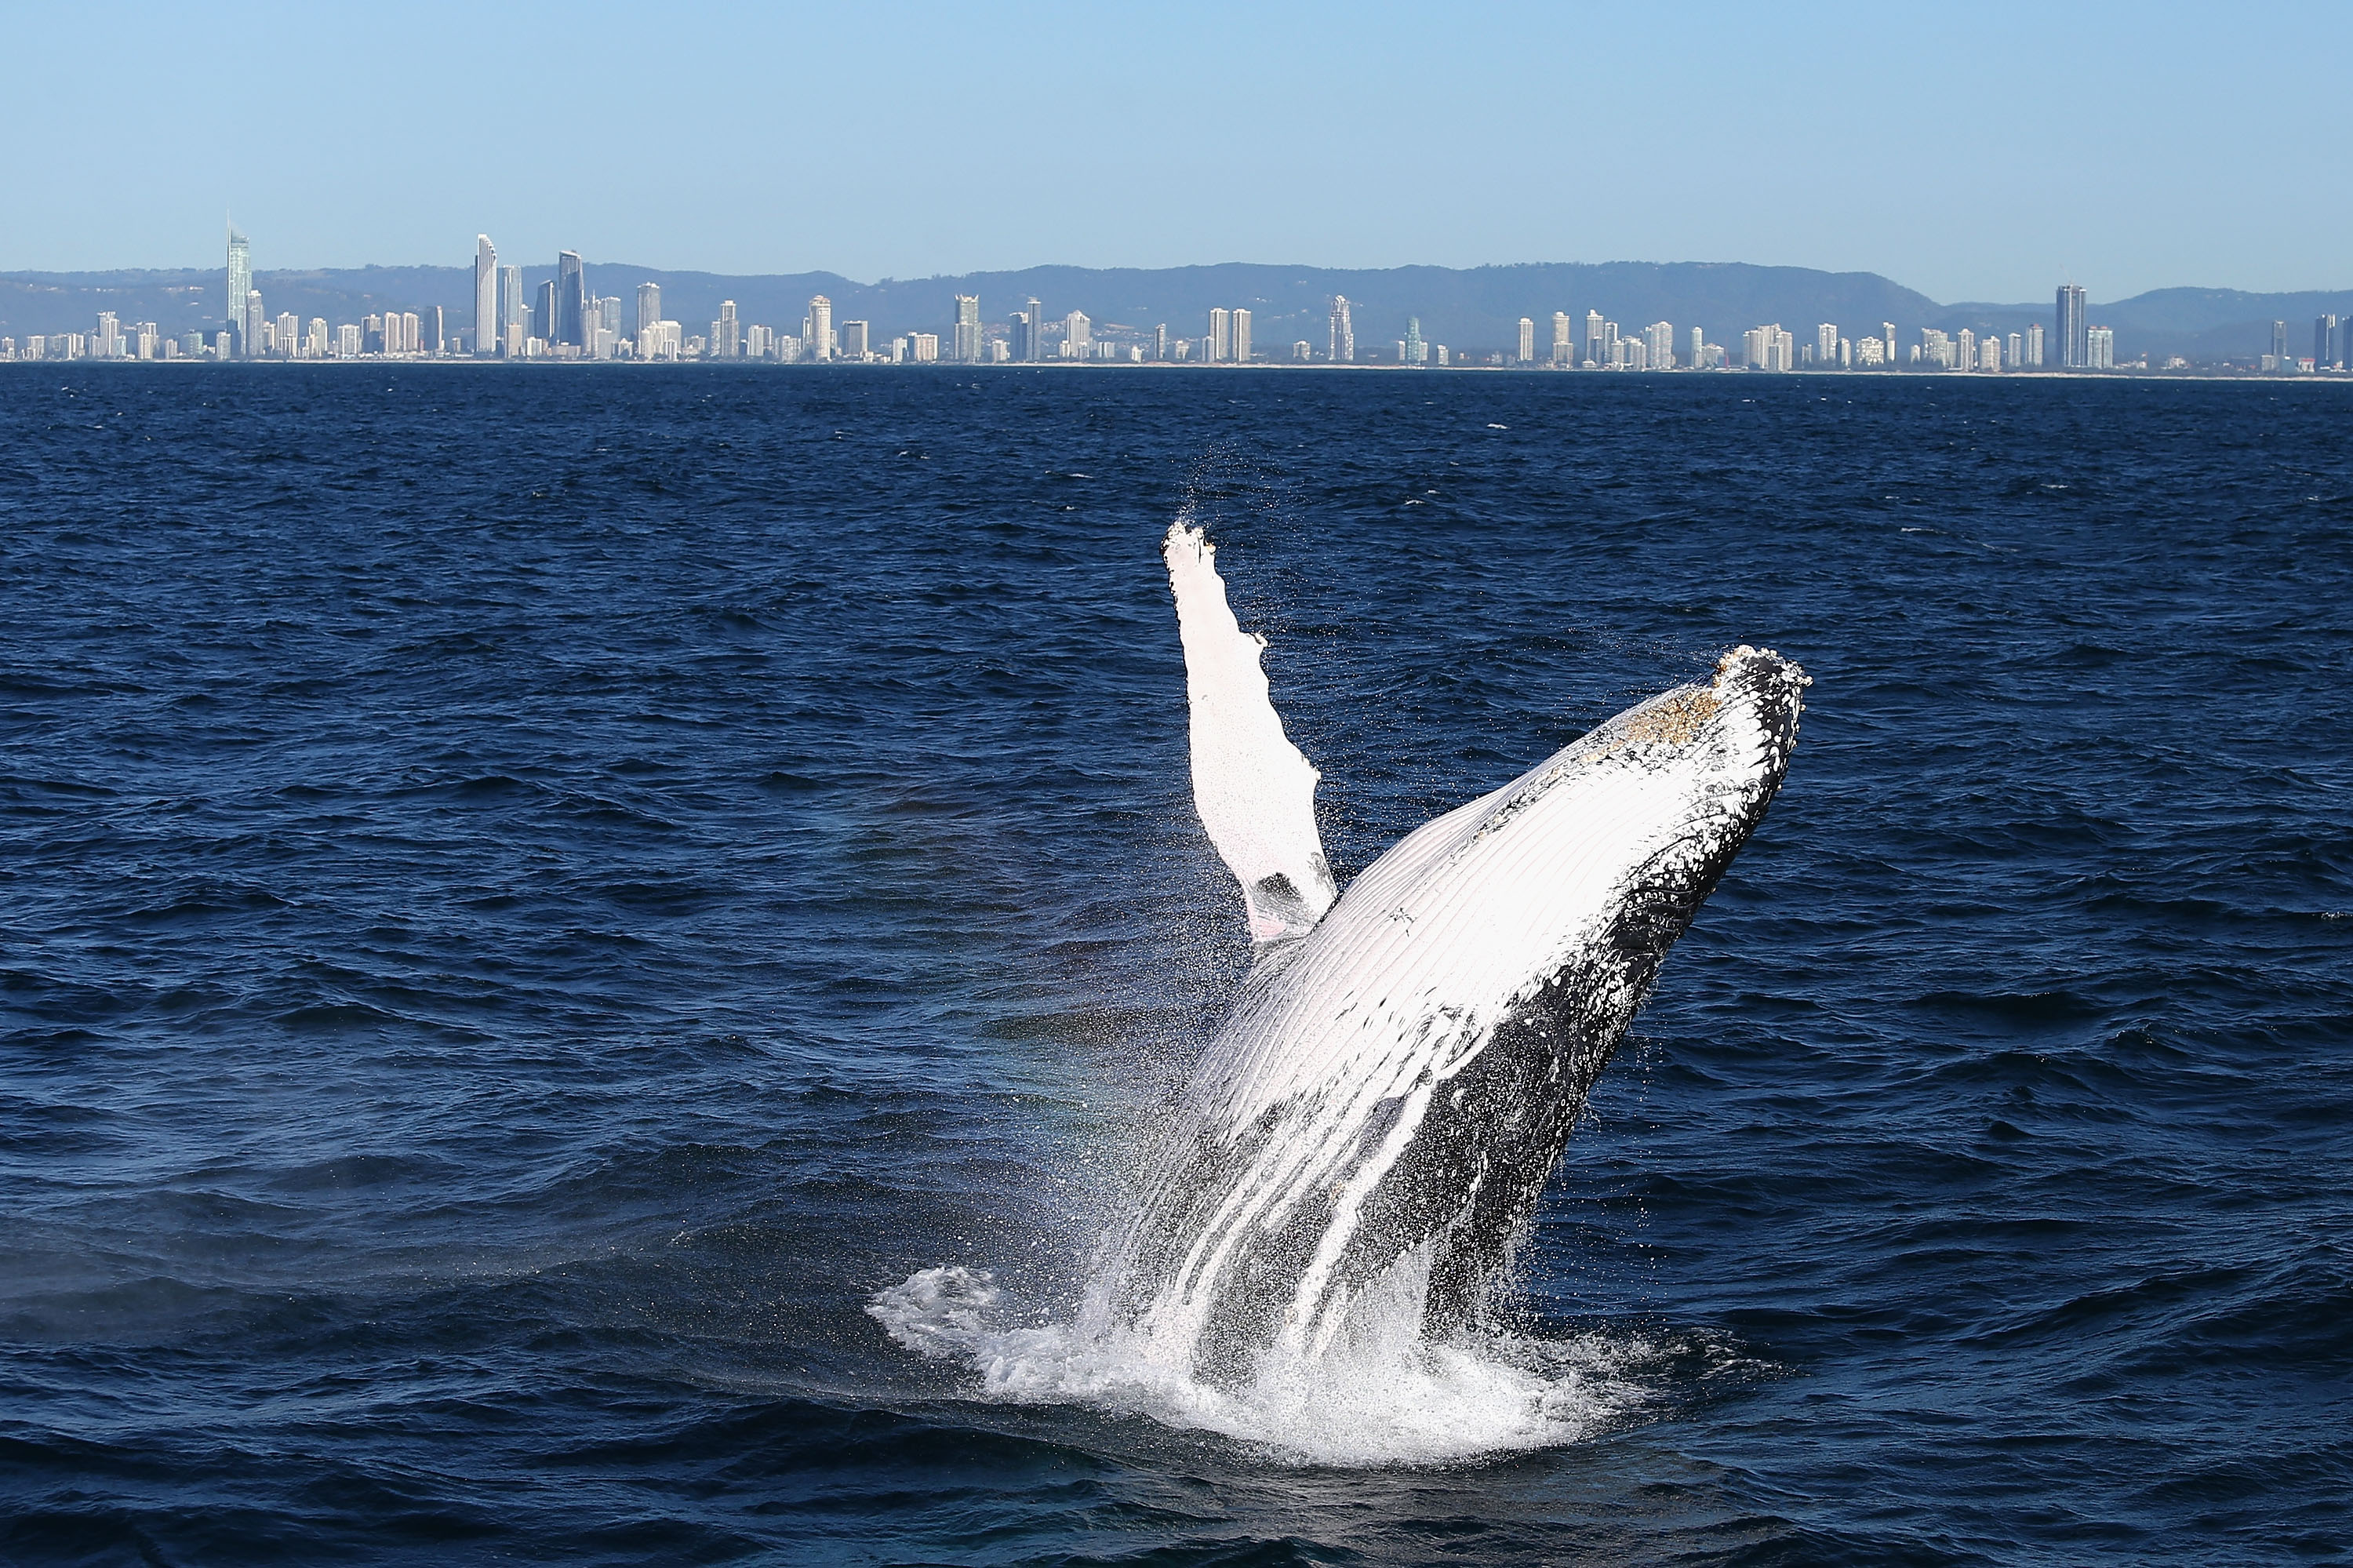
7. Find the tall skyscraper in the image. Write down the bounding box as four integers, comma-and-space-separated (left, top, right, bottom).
500, 265, 525, 344
2057, 284, 2089, 369
534, 279, 557, 344
1884, 322, 1898, 366
1155, 322, 1169, 361
2269, 319, 2289, 368
556, 252, 587, 348
1064, 311, 1092, 357
1023, 297, 1043, 361
1208, 307, 1231, 362
225, 223, 252, 357
1689, 325, 1704, 367
1405, 317, 1424, 366
245, 289, 267, 355
2317, 315, 2340, 369
2024, 322, 2044, 367
636, 282, 661, 337
1584, 309, 1606, 366
473, 236, 497, 357
714, 300, 741, 358
1009, 311, 1033, 362
1517, 318, 1536, 365
1329, 296, 1355, 362
1552, 311, 1573, 366
951, 295, 981, 362
808, 296, 834, 359
1231, 309, 1250, 363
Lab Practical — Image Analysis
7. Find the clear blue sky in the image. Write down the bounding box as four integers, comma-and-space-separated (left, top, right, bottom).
7, 1, 2347, 303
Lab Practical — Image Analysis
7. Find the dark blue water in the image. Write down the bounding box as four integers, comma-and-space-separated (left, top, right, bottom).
2, 366, 2348, 1566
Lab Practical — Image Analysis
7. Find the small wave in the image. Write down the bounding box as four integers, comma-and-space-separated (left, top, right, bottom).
868, 1265, 1657, 1466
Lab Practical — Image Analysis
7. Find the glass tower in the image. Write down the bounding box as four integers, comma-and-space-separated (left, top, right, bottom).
2057, 284, 2088, 370
557, 253, 587, 349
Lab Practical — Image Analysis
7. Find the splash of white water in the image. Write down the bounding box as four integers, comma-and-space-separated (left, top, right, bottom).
867, 1264, 1663, 1466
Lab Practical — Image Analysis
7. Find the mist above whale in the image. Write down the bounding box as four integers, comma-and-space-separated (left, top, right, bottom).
1082, 520, 1809, 1387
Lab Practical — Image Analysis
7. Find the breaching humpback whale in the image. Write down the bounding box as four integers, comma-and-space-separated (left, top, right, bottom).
1094, 522, 1807, 1387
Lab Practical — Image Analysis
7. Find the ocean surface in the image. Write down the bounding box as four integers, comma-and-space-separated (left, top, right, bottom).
2, 365, 2348, 1566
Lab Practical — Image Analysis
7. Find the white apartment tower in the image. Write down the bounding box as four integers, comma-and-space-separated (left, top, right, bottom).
807, 296, 834, 360
1516, 318, 1536, 365
952, 295, 981, 362
1552, 311, 1573, 366
226, 222, 252, 356
636, 282, 662, 337
1231, 308, 1250, 363
1329, 296, 1355, 362
474, 236, 498, 357
1208, 307, 1231, 362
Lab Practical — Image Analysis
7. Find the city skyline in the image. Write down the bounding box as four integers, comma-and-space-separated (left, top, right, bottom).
16, 236, 2348, 378
7, 220, 2351, 374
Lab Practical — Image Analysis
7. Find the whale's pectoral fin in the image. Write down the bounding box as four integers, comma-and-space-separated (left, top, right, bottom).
1162, 520, 1340, 945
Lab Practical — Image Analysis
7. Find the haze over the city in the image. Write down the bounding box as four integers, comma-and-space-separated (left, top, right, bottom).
6, 0, 2350, 303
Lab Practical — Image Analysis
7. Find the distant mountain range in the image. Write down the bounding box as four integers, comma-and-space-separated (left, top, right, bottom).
5, 260, 2349, 364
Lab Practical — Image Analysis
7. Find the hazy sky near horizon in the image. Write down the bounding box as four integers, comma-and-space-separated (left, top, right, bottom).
7, 2, 2348, 302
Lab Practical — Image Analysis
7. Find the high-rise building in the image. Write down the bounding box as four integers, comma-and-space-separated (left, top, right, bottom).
951, 295, 981, 362
1231, 309, 1250, 363
2024, 322, 2044, 367
1957, 328, 1977, 371
1646, 322, 1675, 369
1883, 322, 1898, 366
1743, 324, 1794, 371
714, 300, 741, 358
1064, 311, 1092, 357
1551, 311, 1574, 366
842, 320, 871, 359
1009, 311, 1034, 362
557, 252, 587, 348
2007, 332, 2024, 369
2089, 326, 2115, 370
1689, 325, 1705, 368
1155, 323, 1169, 361
534, 279, 557, 344
1817, 323, 1839, 365
1516, 317, 1536, 365
1405, 317, 1424, 366
808, 296, 834, 360
2270, 319, 2289, 369
2057, 284, 2089, 369
1584, 309, 1606, 366
2318, 315, 2340, 369
1329, 296, 1355, 363
637, 282, 662, 337
474, 235, 498, 357
1207, 307, 1231, 362
225, 222, 251, 356
1024, 297, 1043, 362
500, 265, 526, 350
245, 289, 267, 354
